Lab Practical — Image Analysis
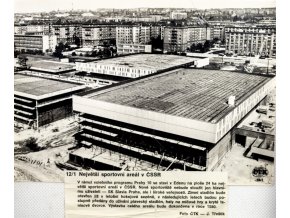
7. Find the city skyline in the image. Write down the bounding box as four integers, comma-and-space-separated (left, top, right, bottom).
15, 0, 276, 13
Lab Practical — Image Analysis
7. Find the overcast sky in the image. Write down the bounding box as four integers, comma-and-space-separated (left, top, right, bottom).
15, 0, 276, 13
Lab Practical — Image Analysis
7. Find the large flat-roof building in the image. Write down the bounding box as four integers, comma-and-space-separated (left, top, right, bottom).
71, 69, 275, 171
76, 54, 209, 78
14, 73, 86, 129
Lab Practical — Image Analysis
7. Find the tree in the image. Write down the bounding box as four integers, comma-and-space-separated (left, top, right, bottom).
23, 137, 40, 151
109, 39, 116, 46
196, 43, 203, 52
17, 55, 30, 69
103, 47, 112, 57
74, 37, 81, 47
189, 43, 196, 52
53, 42, 65, 59
202, 40, 211, 53
150, 36, 163, 50
90, 51, 97, 57
14, 50, 20, 58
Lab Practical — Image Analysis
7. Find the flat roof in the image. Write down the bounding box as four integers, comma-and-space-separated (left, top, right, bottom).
91, 54, 200, 71
14, 73, 83, 97
30, 60, 75, 73
86, 69, 271, 123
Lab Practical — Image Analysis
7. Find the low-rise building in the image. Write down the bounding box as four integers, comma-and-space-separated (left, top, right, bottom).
117, 44, 152, 54
76, 54, 206, 78
14, 73, 86, 129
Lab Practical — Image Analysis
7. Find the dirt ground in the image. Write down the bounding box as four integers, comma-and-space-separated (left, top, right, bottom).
214, 143, 275, 185
14, 117, 79, 182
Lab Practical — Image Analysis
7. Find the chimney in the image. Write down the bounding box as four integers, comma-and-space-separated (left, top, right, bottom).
228, 96, 235, 107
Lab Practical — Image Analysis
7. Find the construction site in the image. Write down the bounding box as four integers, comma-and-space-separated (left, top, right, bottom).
14, 53, 275, 184
14, 73, 86, 130
71, 68, 275, 172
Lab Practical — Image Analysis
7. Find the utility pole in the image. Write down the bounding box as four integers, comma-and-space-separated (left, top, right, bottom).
267, 58, 271, 75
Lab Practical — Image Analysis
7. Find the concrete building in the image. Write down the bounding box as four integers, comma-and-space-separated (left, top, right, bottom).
14, 25, 27, 34
82, 24, 116, 47
51, 24, 82, 45
188, 26, 208, 45
116, 25, 151, 45
76, 54, 207, 78
14, 73, 86, 129
163, 27, 188, 53
150, 25, 165, 39
170, 12, 188, 20
14, 24, 50, 35
117, 44, 152, 54
28, 60, 75, 73
210, 25, 225, 41
225, 25, 276, 57
14, 34, 57, 52
71, 69, 275, 171
163, 26, 208, 53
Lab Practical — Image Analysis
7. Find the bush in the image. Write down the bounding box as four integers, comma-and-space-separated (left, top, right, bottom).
23, 137, 40, 151
52, 127, 59, 132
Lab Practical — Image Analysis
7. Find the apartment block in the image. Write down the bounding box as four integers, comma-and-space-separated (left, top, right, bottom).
14, 24, 50, 35
163, 27, 188, 53
163, 26, 208, 53
210, 25, 225, 41
82, 24, 116, 47
116, 25, 151, 45
51, 24, 82, 45
170, 12, 188, 20
225, 25, 276, 57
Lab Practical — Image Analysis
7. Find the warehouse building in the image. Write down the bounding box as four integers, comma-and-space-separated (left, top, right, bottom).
71, 69, 275, 171
76, 54, 209, 78
14, 73, 86, 129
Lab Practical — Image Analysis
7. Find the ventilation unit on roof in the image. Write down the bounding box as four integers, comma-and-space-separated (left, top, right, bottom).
228, 96, 235, 107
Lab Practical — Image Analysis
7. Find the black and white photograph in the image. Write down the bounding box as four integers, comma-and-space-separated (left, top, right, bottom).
14, 0, 276, 185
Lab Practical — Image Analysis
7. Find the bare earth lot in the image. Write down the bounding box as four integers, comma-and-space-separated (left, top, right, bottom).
14, 117, 78, 182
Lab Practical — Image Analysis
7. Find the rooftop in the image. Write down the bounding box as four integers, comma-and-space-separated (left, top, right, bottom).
91, 54, 199, 71
30, 60, 75, 73
85, 69, 271, 123
14, 73, 82, 97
